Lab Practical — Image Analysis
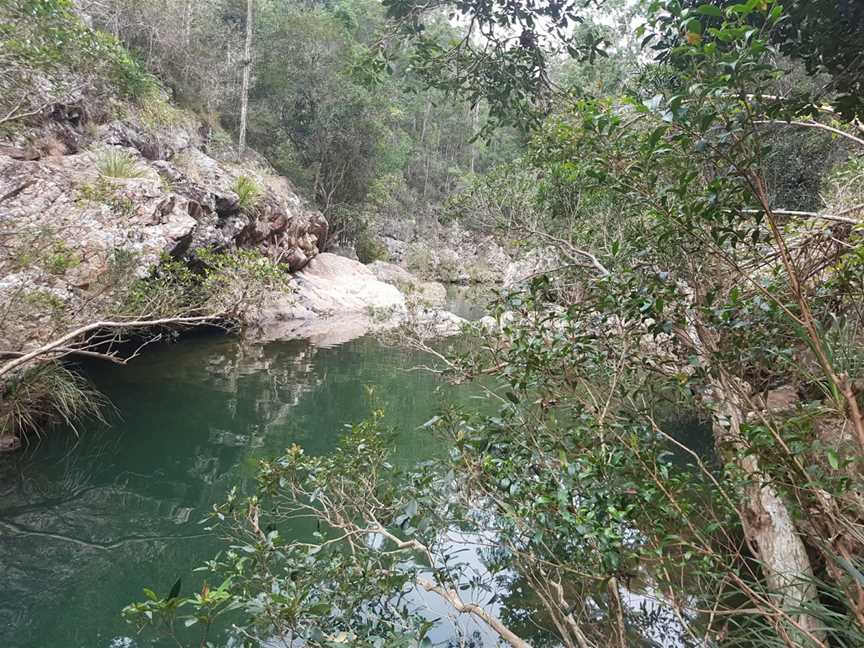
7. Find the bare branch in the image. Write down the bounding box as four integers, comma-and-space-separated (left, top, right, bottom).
0, 314, 220, 378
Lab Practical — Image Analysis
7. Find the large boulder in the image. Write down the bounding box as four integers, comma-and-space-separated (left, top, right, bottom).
254, 254, 466, 344
285, 253, 405, 317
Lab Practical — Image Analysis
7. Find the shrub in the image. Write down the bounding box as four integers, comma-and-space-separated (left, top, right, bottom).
355, 232, 388, 264
231, 175, 263, 212
98, 150, 146, 178
43, 240, 80, 275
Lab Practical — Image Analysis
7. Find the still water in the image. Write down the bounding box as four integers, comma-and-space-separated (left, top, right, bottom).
0, 333, 478, 648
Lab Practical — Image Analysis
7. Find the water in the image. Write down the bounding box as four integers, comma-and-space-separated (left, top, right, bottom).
0, 333, 476, 648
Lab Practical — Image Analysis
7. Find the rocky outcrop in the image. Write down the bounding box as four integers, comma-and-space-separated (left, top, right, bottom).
364, 220, 510, 285
503, 247, 562, 289
0, 115, 326, 352
367, 261, 447, 307
285, 253, 405, 317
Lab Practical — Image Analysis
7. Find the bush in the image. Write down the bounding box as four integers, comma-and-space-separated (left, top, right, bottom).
355, 232, 388, 264
0, 362, 107, 444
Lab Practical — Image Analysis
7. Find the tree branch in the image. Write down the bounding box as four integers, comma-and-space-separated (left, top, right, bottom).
0, 315, 220, 378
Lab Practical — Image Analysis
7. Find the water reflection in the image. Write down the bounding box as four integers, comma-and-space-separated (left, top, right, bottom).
0, 334, 466, 648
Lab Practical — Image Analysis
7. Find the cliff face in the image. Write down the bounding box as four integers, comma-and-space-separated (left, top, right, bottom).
0, 87, 329, 353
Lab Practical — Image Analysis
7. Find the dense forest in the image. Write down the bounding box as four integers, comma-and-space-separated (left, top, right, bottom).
3, 0, 864, 646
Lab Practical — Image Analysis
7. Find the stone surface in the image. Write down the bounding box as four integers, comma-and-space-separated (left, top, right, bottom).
368, 260, 447, 307
254, 253, 465, 344
0, 116, 327, 352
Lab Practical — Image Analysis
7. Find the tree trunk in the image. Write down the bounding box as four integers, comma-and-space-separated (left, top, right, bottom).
711, 371, 824, 645
238, 0, 254, 157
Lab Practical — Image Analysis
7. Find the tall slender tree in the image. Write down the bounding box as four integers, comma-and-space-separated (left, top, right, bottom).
238, 0, 254, 156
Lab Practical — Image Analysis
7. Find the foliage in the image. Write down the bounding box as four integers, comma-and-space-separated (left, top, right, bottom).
0, 0, 157, 130
119, 248, 292, 322
230, 174, 263, 213
82, 0, 515, 247
380, 0, 609, 132
125, 1, 864, 647
124, 412, 438, 647
355, 230, 389, 264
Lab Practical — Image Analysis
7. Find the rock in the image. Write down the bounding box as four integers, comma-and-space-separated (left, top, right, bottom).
381, 235, 407, 263
479, 315, 499, 333
368, 261, 447, 307
373, 220, 510, 286
0, 117, 327, 353
267, 253, 405, 320
368, 260, 416, 287
503, 247, 562, 289
0, 434, 22, 453
418, 281, 447, 307
762, 385, 799, 413
254, 254, 467, 344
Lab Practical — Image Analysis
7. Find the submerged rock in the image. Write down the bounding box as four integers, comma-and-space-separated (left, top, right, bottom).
0, 434, 22, 453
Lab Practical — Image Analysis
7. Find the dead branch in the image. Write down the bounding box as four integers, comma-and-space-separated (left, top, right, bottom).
0, 314, 220, 378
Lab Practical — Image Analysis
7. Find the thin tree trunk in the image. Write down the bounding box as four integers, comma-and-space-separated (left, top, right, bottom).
469, 102, 479, 174
238, 0, 254, 156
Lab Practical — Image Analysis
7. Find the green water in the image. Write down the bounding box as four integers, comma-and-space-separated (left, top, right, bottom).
0, 333, 475, 648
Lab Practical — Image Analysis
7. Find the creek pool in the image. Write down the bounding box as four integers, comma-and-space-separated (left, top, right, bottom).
0, 330, 484, 648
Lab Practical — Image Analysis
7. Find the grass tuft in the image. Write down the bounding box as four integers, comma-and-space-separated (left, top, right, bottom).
0, 362, 109, 444
98, 150, 146, 179
232, 175, 263, 212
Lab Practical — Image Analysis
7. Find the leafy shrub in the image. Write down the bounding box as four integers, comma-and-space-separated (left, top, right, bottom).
231, 175, 263, 212
98, 150, 146, 178
0, 0, 158, 106
119, 249, 291, 321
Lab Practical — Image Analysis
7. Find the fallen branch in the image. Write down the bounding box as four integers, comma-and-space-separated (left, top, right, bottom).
742, 206, 864, 225
0, 314, 220, 378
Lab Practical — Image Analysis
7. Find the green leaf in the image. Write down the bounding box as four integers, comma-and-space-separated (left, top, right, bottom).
826, 449, 839, 470
168, 577, 182, 600
695, 5, 723, 17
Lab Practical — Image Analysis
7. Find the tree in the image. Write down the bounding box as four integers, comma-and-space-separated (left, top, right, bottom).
238, 0, 254, 155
